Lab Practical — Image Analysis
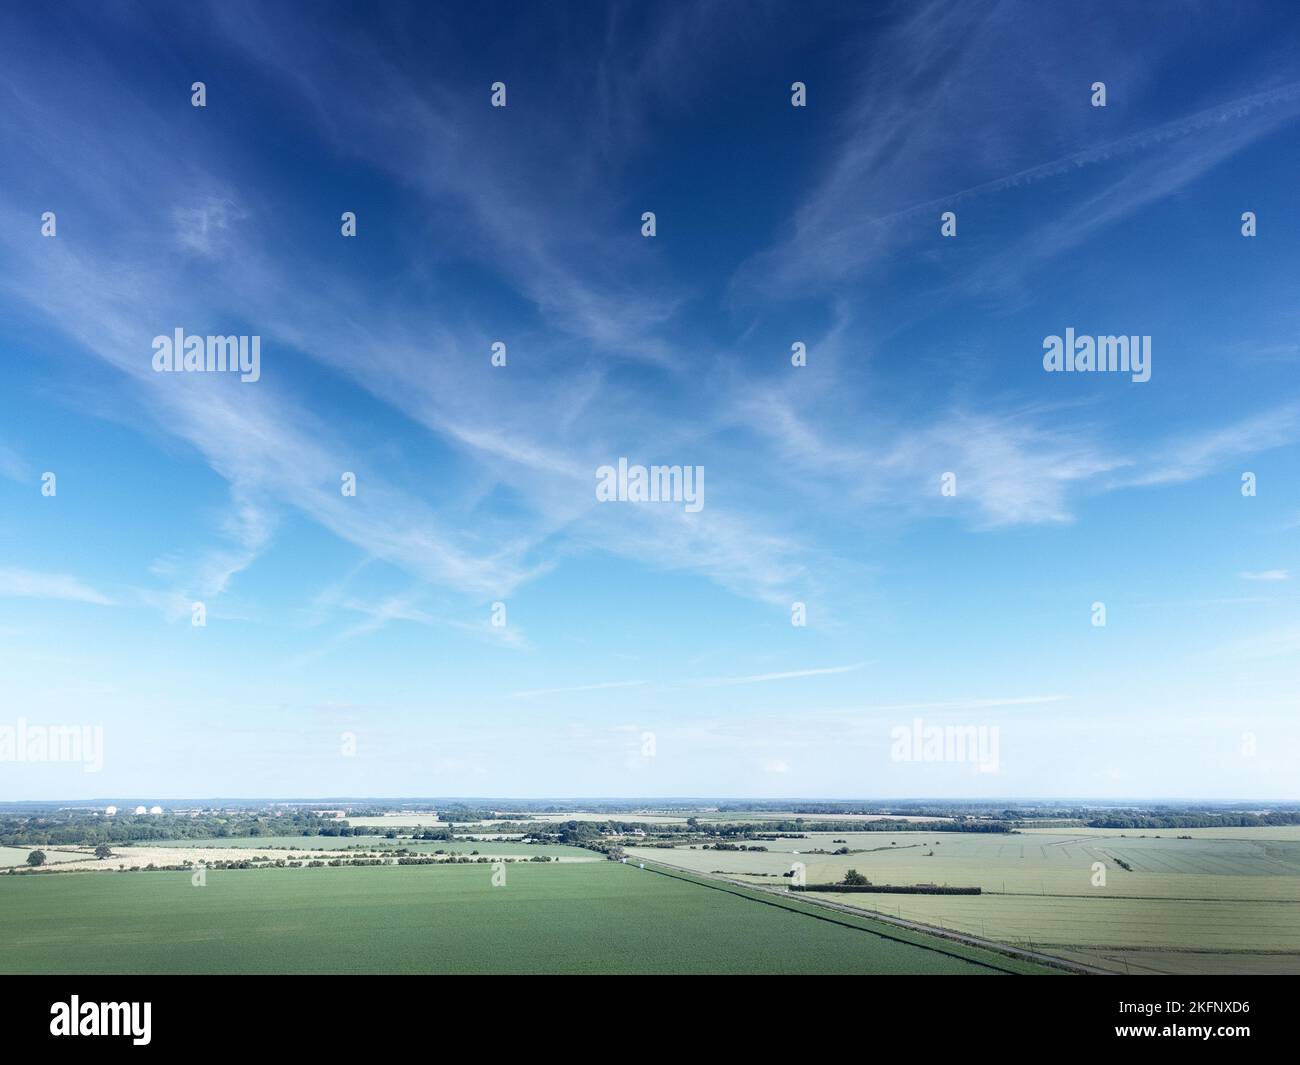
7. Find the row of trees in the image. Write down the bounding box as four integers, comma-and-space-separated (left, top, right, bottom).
1086, 812, 1300, 829
1, 810, 370, 848
22, 843, 113, 868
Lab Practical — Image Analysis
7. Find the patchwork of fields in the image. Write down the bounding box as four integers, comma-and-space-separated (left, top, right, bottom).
8, 812, 1295, 975
0, 861, 1043, 975
0, 846, 86, 868
345, 811, 951, 828
629, 827, 1300, 973
633, 830, 1300, 896
149, 837, 595, 858
6, 837, 599, 873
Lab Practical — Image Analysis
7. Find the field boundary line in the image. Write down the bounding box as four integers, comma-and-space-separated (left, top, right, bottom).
631, 858, 1096, 975
987, 891, 1300, 903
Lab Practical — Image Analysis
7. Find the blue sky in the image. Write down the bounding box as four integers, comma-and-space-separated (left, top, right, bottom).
1, 1, 1299, 800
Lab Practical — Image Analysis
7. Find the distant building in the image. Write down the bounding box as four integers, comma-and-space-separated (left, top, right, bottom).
105, 806, 117, 816
149, 806, 163, 815
133, 805, 147, 815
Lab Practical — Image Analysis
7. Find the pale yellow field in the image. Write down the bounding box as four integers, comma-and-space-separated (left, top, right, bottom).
1017, 825, 1300, 842
628, 826, 1300, 973
0, 846, 88, 868
510, 812, 691, 824
695, 813, 952, 824
14, 844, 602, 873
829, 893, 1300, 954
632, 830, 1300, 900
346, 810, 954, 829
12, 845, 356, 872
346, 811, 693, 826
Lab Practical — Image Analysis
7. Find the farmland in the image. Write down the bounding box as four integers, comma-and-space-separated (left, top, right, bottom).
345, 812, 693, 827
0, 846, 86, 868
5, 837, 599, 874
5, 801, 1297, 975
628, 826, 1300, 973
149, 837, 595, 858
345, 811, 952, 828
0, 860, 1043, 975
632, 829, 1300, 896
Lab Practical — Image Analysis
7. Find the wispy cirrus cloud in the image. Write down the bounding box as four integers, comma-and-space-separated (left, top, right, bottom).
0, 567, 112, 606
0, 442, 27, 483
513, 680, 648, 699
693, 663, 866, 687
4, 3, 1300, 807
855, 695, 1070, 713
1122, 406, 1300, 489
734, 0, 1300, 301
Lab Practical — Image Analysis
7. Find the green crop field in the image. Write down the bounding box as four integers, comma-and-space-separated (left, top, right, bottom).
629, 827, 1300, 974
398, 840, 596, 858
0, 859, 1044, 975
150, 835, 391, 850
